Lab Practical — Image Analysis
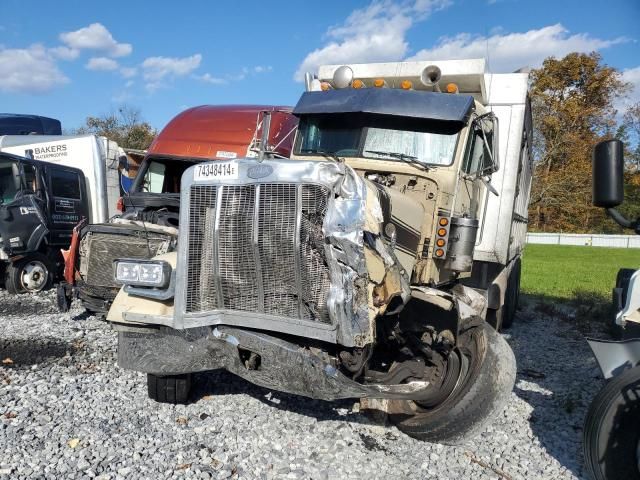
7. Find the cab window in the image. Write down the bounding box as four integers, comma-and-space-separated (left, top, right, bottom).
463, 118, 494, 175
50, 168, 81, 200
138, 159, 193, 194
0, 160, 39, 203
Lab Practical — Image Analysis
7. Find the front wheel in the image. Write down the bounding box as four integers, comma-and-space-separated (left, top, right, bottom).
388, 322, 516, 444
5, 254, 54, 294
583, 365, 640, 480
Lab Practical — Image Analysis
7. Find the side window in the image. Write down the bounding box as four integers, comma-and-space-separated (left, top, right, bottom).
462, 117, 495, 175
143, 161, 166, 193
23, 164, 38, 193
463, 125, 485, 174
50, 168, 81, 200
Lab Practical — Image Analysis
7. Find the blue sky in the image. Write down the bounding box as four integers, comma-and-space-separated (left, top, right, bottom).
1, 0, 638, 130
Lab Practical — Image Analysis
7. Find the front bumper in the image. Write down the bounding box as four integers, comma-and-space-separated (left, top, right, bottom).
118, 325, 429, 401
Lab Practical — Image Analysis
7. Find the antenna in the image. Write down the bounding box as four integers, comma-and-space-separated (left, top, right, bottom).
485, 30, 493, 108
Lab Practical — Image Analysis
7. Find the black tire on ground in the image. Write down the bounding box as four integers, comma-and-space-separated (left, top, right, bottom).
5, 253, 54, 294
501, 258, 522, 330
389, 322, 516, 444
583, 365, 640, 480
147, 373, 192, 404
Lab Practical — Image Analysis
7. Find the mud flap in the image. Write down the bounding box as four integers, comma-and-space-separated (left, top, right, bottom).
587, 337, 640, 379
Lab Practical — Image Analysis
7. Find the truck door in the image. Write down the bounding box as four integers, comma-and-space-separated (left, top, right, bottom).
46, 166, 88, 247
0, 160, 48, 254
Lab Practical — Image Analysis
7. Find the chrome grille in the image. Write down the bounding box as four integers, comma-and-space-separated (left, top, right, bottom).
185, 183, 331, 323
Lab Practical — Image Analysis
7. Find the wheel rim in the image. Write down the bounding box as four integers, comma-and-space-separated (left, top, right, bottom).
396, 323, 486, 418
20, 260, 48, 292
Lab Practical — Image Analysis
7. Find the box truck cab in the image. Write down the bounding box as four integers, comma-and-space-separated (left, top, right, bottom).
0, 134, 122, 293
60, 105, 298, 314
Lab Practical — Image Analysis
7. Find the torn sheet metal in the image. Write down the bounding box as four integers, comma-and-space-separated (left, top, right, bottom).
322, 163, 411, 346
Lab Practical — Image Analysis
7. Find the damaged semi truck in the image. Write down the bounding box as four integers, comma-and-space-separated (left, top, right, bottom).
59, 105, 298, 313
105, 59, 533, 443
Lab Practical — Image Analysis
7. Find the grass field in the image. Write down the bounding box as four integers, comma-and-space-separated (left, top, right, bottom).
521, 244, 640, 302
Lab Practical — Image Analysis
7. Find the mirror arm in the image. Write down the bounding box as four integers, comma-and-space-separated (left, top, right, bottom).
481, 176, 499, 196
606, 208, 639, 231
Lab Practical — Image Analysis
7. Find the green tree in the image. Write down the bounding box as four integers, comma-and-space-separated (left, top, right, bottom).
528, 52, 630, 232
74, 106, 157, 150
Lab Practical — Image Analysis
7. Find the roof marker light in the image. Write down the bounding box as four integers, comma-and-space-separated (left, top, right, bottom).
320, 82, 332, 91
352, 79, 365, 89
373, 78, 387, 88
400, 80, 413, 90
446, 83, 459, 94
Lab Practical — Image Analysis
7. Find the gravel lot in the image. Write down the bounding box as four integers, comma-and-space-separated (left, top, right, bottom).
0, 289, 604, 480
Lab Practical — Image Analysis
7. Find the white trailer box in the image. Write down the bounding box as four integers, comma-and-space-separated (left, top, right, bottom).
0, 135, 123, 223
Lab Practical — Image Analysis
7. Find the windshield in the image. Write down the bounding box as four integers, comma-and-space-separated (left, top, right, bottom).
133, 158, 197, 194
296, 116, 459, 166
0, 159, 39, 204
0, 159, 19, 204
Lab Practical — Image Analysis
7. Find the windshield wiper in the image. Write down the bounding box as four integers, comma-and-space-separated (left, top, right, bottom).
300, 149, 342, 163
365, 150, 429, 170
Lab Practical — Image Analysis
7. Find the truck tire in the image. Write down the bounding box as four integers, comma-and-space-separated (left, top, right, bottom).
388, 322, 516, 444
501, 258, 521, 329
583, 365, 640, 480
5, 254, 54, 294
147, 373, 192, 404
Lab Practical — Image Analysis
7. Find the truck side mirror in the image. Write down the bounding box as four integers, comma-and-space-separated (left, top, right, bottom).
593, 139, 624, 208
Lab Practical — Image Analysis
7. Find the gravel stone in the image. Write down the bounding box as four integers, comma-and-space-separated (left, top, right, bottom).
0, 290, 602, 479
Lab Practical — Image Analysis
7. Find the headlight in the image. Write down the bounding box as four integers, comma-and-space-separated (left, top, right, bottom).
114, 259, 171, 288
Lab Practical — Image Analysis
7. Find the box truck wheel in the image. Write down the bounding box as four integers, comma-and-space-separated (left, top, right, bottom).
147, 373, 192, 404
5, 254, 54, 294
388, 321, 516, 444
583, 365, 640, 480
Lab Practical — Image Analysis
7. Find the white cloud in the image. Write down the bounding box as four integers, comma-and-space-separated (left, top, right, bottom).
295, 0, 450, 81
618, 66, 640, 112
623, 66, 640, 101
86, 56, 119, 71
141, 54, 202, 91
196, 73, 227, 85
196, 65, 271, 86
49, 45, 79, 61
60, 23, 132, 58
119, 66, 137, 78
0, 44, 68, 94
407, 24, 627, 72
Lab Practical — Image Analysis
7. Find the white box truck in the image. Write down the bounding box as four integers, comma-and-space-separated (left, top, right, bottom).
0, 135, 123, 293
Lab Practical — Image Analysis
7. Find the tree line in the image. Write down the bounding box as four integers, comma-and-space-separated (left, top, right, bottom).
74, 52, 639, 234
529, 52, 639, 233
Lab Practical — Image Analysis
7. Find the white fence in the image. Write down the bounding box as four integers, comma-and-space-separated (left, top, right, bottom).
526, 233, 640, 248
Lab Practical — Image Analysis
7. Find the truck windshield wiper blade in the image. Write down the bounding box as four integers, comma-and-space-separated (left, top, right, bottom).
300, 149, 342, 163
365, 150, 428, 170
